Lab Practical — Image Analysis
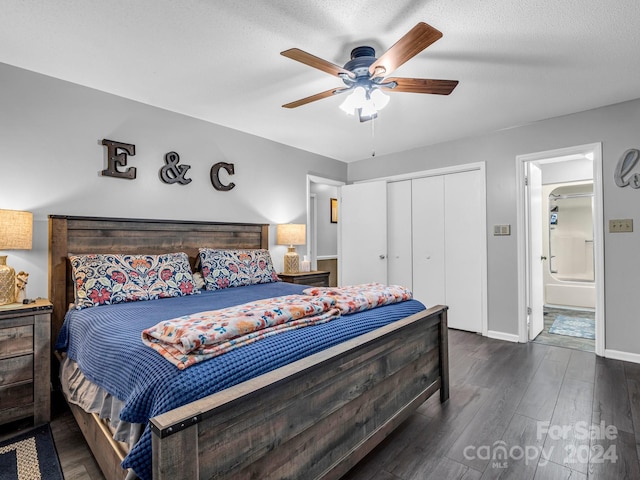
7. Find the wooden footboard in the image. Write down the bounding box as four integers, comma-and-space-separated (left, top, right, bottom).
150, 304, 448, 480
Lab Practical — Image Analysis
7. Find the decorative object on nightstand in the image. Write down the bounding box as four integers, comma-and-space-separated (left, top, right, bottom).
0, 209, 33, 305
277, 223, 306, 274
300, 255, 311, 272
15, 271, 29, 303
0, 298, 52, 426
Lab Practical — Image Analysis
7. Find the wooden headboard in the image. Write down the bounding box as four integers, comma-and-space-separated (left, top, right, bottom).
48, 215, 269, 345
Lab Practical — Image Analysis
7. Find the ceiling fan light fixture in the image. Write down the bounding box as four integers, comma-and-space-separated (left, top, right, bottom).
339, 97, 355, 115
357, 107, 378, 123
339, 86, 367, 115
360, 100, 377, 118
370, 88, 390, 110
341, 87, 387, 121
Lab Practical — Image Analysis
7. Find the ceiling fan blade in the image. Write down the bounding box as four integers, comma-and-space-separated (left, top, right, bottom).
382, 77, 458, 95
369, 22, 443, 79
282, 87, 350, 109
281, 48, 355, 79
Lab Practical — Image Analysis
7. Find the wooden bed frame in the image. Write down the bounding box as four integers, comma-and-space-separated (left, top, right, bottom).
49, 215, 449, 480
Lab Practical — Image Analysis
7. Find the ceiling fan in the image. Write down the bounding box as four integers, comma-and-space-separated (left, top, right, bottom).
281, 22, 458, 122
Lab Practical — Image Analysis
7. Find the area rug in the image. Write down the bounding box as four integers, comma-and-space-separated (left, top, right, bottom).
549, 315, 595, 339
0, 424, 63, 480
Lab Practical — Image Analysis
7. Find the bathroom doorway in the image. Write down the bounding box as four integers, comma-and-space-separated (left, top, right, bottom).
538, 182, 595, 352
516, 143, 604, 355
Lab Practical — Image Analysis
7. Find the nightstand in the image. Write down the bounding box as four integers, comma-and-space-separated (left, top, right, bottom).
279, 271, 330, 287
0, 298, 52, 426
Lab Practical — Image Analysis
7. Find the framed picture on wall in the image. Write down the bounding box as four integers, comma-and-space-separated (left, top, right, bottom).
330, 198, 338, 223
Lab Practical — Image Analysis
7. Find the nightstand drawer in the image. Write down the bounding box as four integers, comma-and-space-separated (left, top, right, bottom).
0, 324, 33, 357
0, 354, 33, 385
279, 271, 330, 287
301, 277, 330, 287
0, 382, 33, 410
0, 299, 52, 425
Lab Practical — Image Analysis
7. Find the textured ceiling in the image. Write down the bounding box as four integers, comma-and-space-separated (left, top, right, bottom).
2, 0, 640, 162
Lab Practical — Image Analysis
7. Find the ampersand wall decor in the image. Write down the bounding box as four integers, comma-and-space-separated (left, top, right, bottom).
160, 151, 192, 185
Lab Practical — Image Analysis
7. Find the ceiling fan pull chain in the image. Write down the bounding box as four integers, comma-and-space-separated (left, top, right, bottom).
371, 117, 376, 157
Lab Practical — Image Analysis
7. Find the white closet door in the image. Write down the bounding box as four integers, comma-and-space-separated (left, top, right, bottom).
339, 181, 388, 286
387, 180, 413, 289
444, 170, 483, 332
411, 176, 446, 308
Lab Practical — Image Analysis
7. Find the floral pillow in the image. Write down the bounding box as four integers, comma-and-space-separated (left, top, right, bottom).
69, 252, 198, 309
198, 248, 279, 290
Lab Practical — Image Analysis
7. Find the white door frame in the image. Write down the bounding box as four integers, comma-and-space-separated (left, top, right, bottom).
306, 174, 345, 271
515, 143, 605, 355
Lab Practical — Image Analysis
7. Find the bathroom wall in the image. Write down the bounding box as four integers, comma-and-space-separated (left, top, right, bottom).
542, 182, 595, 308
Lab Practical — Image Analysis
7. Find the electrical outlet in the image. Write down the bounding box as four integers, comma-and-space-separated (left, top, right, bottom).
609, 219, 633, 233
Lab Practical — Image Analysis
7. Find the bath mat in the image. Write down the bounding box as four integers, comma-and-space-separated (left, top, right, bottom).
549, 315, 595, 339
0, 424, 63, 480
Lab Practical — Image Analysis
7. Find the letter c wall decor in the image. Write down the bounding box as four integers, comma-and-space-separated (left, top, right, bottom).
210, 162, 236, 191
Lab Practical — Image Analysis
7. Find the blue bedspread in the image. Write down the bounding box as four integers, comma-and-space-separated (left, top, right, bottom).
56, 282, 426, 480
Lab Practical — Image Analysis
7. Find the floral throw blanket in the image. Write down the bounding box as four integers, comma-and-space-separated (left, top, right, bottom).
142, 283, 412, 369
302, 283, 413, 314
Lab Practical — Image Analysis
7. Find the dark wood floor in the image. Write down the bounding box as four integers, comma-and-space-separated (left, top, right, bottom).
343, 329, 640, 480
7, 329, 639, 480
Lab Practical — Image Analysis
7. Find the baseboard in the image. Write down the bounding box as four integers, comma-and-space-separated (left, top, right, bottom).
604, 349, 640, 364
487, 330, 520, 343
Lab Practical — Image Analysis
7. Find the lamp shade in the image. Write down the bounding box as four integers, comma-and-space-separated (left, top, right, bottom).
276, 224, 306, 246
0, 210, 33, 250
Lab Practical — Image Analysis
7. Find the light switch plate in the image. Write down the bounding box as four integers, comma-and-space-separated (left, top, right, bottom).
493, 224, 511, 236
609, 219, 633, 233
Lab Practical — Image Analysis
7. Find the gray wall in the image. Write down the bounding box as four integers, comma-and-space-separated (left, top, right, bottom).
349, 98, 640, 356
0, 63, 347, 298
310, 183, 338, 257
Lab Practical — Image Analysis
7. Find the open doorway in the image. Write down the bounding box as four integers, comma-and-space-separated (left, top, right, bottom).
306, 175, 344, 287
538, 181, 596, 352
516, 143, 605, 356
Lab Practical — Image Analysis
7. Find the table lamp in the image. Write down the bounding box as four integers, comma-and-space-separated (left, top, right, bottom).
0, 209, 33, 305
277, 224, 306, 274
